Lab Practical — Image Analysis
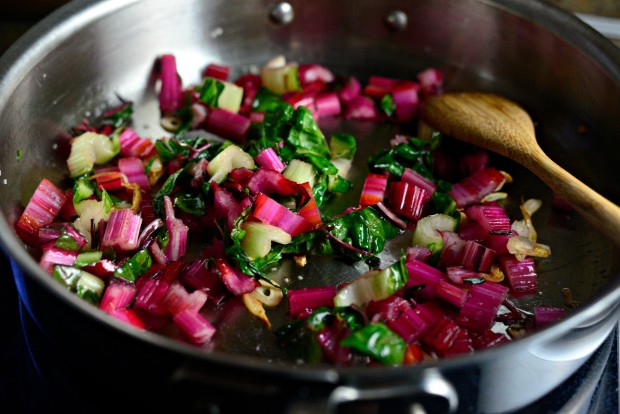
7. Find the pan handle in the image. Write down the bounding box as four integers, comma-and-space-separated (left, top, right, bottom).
320, 369, 459, 414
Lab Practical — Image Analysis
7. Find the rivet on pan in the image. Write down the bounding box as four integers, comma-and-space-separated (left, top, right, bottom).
385, 10, 408, 32
270, 2, 295, 25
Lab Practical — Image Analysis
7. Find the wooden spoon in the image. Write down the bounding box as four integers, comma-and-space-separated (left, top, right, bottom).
420, 92, 620, 247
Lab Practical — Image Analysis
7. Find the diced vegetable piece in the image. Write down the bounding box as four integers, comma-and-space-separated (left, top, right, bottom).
288, 286, 337, 319
405, 246, 432, 263
74, 250, 103, 267
56, 224, 87, 251
207, 144, 255, 183
391, 81, 420, 122
439, 232, 467, 267
364, 76, 398, 98
417, 68, 443, 96
498, 255, 538, 294
459, 240, 496, 272
484, 231, 514, 256
119, 128, 155, 158
113, 249, 152, 283
253, 193, 314, 237
344, 95, 377, 120
162, 196, 189, 262
15, 179, 67, 245
365, 295, 411, 322
421, 317, 461, 351
67, 132, 120, 177
298, 64, 335, 84
173, 308, 216, 345
436, 280, 469, 308
405, 259, 447, 300
159, 54, 182, 113
52, 265, 104, 304
215, 258, 260, 296
387, 181, 429, 220
334, 259, 408, 308
203, 63, 230, 81
211, 181, 243, 231
99, 280, 138, 313
446, 266, 479, 284
52, 265, 82, 291
73, 197, 112, 247
94, 170, 124, 192
465, 204, 511, 234
315, 320, 353, 365
76, 272, 106, 304
412, 213, 458, 255
456, 282, 509, 331
340, 323, 406, 365
82, 259, 117, 278
205, 108, 251, 143
359, 173, 388, 207
338, 76, 361, 104
216, 79, 244, 113
330, 133, 357, 161
163, 282, 208, 315
534, 305, 565, 328
109, 308, 146, 329
246, 168, 299, 197
134, 277, 172, 316
449, 168, 506, 208
283, 159, 315, 187
40, 246, 77, 273
261, 62, 301, 95
297, 184, 322, 226
118, 157, 150, 190
101, 208, 143, 251
315, 92, 341, 118
386, 307, 431, 343
180, 259, 225, 301
255, 147, 286, 172
401, 168, 436, 195
440, 330, 474, 357
58, 189, 77, 220
240, 221, 292, 260
472, 330, 510, 350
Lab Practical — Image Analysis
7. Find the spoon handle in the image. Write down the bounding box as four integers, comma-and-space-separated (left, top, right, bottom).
527, 149, 620, 247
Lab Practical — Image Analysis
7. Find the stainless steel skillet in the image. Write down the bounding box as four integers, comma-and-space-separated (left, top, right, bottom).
0, 0, 619, 412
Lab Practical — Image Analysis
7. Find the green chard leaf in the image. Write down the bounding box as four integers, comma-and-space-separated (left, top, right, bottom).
330, 133, 357, 160
198, 77, 225, 108
380, 94, 396, 117
73, 177, 96, 205
340, 323, 406, 365
153, 168, 186, 217
367, 135, 436, 180
326, 206, 402, 261
174, 192, 207, 216
113, 249, 152, 283
252, 87, 287, 113
54, 231, 81, 252
102, 102, 133, 129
